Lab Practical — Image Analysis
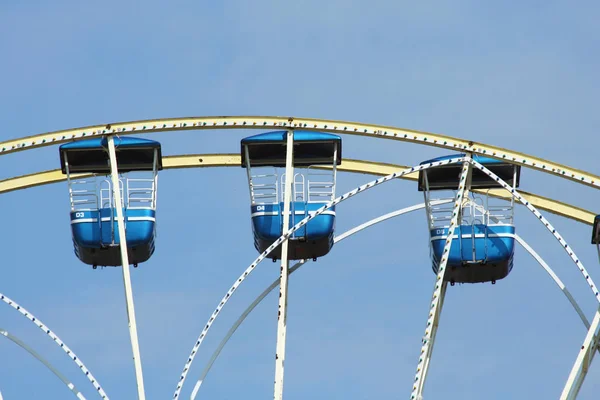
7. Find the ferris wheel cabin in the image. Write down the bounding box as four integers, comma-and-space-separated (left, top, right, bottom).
592, 215, 600, 244
592, 215, 600, 260
241, 131, 342, 261
418, 154, 521, 284
59, 137, 162, 268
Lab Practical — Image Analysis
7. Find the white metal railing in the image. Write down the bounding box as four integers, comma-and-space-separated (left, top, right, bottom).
293, 174, 305, 202
249, 172, 279, 204
460, 195, 486, 263
280, 174, 289, 202
100, 179, 125, 209
307, 167, 336, 202
426, 192, 514, 230
65, 151, 159, 214
127, 178, 156, 209
486, 194, 514, 225
280, 173, 307, 202
249, 167, 337, 205
69, 179, 98, 211
428, 196, 455, 229
279, 173, 305, 238
471, 195, 486, 224
100, 178, 158, 209
461, 195, 486, 226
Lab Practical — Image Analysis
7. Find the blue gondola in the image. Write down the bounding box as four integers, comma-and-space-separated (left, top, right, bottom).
59, 136, 162, 268
418, 154, 521, 284
241, 131, 342, 261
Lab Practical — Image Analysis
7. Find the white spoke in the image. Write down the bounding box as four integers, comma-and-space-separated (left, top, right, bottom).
107, 135, 146, 400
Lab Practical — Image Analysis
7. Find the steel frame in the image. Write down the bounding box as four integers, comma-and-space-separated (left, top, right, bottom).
0, 115, 598, 399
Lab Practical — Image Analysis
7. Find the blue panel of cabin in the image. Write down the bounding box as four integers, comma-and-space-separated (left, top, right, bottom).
420, 153, 506, 166
125, 209, 156, 246
251, 202, 336, 241
286, 202, 335, 240
100, 208, 115, 244
71, 210, 101, 247
305, 202, 335, 239
98, 208, 156, 246
60, 136, 161, 151
241, 131, 341, 145
289, 202, 307, 239
484, 225, 515, 262
251, 203, 282, 240
430, 224, 515, 266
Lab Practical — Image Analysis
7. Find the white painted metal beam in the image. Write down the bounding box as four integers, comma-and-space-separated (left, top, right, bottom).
106, 135, 146, 400
274, 130, 294, 400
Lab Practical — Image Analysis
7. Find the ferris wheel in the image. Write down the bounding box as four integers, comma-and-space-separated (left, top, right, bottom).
0, 116, 598, 400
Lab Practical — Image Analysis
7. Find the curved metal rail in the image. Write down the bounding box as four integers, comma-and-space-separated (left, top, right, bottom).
515, 237, 590, 329
0, 327, 85, 399
1, 116, 599, 190
0, 155, 592, 225
0, 293, 109, 399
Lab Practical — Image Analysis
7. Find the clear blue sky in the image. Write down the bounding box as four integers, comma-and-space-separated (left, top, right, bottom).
0, 1, 599, 399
